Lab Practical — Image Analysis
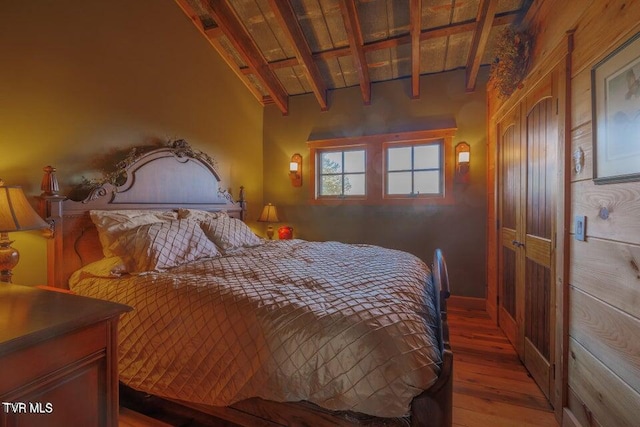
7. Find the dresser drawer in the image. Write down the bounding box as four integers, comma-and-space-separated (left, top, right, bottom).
0, 354, 105, 427
0, 323, 107, 397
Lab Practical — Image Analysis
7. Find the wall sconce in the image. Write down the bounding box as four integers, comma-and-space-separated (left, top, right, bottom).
289, 153, 302, 187
455, 142, 470, 184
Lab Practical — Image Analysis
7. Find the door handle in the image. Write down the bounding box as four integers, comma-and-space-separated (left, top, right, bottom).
511, 240, 525, 248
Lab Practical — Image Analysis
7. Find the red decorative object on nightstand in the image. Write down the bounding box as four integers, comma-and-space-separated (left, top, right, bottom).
278, 226, 293, 240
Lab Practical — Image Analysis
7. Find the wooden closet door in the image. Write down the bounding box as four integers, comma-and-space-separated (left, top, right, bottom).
497, 105, 522, 350
497, 70, 558, 401
522, 74, 557, 401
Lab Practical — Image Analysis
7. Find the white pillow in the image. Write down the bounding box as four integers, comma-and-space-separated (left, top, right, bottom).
200, 215, 262, 253
90, 209, 178, 257
114, 219, 219, 273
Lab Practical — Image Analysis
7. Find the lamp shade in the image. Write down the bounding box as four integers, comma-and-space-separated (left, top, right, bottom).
0, 186, 49, 232
257, 203, 279, 223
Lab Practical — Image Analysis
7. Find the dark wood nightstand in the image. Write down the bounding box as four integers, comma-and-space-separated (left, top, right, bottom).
0, 284, 131, 427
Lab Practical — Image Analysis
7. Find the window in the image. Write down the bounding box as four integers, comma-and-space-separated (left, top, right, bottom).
386, 142, 443, 196
308, 129, 456, 205
318, 149, 366, 197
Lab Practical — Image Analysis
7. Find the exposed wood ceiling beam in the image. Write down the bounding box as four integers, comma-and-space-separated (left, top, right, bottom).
204, 0, 289, 114
410, 0, 422, 99
263, 11, 518, 72
466, 0, 498, 92
204, 26, 223, 38
174, 0, 270, 105
176, 1, 524, 109
339, 0, 371, 105
268, 0, 328, 111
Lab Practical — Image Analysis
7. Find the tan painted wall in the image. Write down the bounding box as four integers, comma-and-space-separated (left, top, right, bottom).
489, 0, 640, 424
0, 0, 264, 285
263, 69, 489, 298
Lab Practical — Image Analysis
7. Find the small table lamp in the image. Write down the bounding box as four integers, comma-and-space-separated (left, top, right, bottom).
0, 183, 49, 283
257, 203, 279, 239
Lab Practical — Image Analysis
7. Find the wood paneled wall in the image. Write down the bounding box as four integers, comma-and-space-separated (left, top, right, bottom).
488, 0, 640, 425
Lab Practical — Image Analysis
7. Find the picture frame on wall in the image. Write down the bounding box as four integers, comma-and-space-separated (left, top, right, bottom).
592, 31, 640, 184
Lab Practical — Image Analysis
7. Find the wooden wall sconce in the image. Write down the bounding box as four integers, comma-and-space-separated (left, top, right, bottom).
289, 153, 302, 187
455, 142, 470, 184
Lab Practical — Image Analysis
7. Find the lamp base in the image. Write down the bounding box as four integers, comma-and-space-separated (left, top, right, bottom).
0, 232, 19, 283
266, 225, 275, 240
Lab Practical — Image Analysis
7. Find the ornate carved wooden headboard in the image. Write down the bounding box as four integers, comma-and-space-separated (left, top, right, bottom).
40, 141, 246, 288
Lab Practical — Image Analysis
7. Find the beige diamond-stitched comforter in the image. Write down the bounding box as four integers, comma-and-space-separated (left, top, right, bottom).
69, 240, 442, 418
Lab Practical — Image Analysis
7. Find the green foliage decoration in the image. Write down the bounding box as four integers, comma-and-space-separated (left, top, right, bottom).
490, 27, 533, 98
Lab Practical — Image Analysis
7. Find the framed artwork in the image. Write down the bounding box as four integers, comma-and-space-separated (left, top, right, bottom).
592, 32, 640, 184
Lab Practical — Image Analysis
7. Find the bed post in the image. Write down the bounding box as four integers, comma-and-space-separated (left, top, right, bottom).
411, 349, 453, 426
411, 249, 453, 426
238, 186, 247, 221
38, 166, 66, 287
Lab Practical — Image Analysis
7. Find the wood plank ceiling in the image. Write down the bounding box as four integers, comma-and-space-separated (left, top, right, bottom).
175, 0, 532, 114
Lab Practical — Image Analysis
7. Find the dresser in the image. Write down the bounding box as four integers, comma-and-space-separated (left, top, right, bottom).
0, 284, 130, 427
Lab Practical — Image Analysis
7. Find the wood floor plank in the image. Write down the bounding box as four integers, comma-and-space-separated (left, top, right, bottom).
449, 308, 558, 426
454, 359, 536, 382
453, 405, 556, 427
454, 367, 549, 400
454, 393, 555, 422
119, 407, 173, 427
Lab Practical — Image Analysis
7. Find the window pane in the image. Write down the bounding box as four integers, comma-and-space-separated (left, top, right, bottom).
387, 171, 412, 195
320, 175, 343, 196
321, 152, 343, 174
414, 171, 440, 194
414, 144, 440, 169
344, 150, 365, 173
387, 147, 412, 171
344, 173, 365, 195
315, 137, 446, 201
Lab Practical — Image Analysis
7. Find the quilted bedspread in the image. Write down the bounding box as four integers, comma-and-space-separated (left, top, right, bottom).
69, 240, 441, 418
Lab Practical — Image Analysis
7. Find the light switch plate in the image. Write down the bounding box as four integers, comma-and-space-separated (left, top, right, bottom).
575, 215, 586, 241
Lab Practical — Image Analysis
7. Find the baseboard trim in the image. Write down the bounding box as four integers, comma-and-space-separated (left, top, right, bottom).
562, 408, 582, 427
448, 296, 486, 311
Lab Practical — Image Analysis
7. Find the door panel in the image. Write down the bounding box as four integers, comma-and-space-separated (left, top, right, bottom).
497, 70, 557, 402
525, 259, 551, 360
498, 108, 521, 348
525, 235, 552, 267
523, 93, 556, 400
501, 248, 517, 323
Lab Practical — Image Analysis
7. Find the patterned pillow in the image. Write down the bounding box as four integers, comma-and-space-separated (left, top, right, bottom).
176, 208, 229, 223
114, 219, 219, 273
200, 215, 262, 253
90, 209, 178, 257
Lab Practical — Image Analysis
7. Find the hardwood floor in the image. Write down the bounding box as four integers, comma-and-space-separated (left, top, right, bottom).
119, 306, 558, 426
448, 306, 558, 427
119, 407, 173, 427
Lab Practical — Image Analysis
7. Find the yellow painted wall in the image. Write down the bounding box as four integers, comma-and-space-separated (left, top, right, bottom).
263, 69, 489, 298
0, 0, 264, 285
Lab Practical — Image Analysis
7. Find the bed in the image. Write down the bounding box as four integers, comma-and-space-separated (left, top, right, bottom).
40, 140, 453, 427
